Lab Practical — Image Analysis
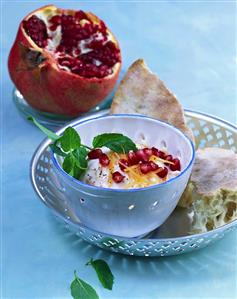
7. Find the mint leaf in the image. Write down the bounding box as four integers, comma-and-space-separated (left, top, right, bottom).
62, 154, 82, 178
86, 258, 114, 291
60, 127, 81, 152
72, 147, 88, 170
62, 154, 75, 175
70, 271, 99, 299
28, 115, 88, 180
27, 116, 59, 141
62, 148, 88, 179
49, 143, 67, 157
92, 133, 137, 153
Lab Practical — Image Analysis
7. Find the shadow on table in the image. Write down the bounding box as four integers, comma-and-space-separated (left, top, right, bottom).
48, 213, 236, 285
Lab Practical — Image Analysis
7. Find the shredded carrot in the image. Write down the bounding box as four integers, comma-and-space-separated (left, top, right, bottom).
106, 151, 171, 188
150, 155, 174, 165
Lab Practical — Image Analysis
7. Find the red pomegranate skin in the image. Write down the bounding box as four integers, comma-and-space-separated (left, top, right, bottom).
8, 5, 121, 116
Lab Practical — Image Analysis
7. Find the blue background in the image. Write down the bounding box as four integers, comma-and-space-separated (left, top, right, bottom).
1, 1, 237, 298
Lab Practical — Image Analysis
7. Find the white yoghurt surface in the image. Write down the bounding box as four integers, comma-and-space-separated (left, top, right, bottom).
81, 143, 181, 189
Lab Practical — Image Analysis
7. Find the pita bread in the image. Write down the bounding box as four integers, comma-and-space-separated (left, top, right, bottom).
178, 147, 237, 232
111, 59, 194, 143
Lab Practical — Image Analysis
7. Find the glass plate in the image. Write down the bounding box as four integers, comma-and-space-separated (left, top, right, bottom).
30, 109, 237, 256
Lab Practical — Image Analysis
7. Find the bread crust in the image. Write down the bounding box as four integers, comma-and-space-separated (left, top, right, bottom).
178, 148, 237, 232
178, 147, 237, 208
111, 59, 194, 143
190, 147, 237, 195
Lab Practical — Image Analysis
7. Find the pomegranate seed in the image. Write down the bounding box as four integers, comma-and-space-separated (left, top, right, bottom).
128, 151, 139, 165
75, 10, 88, 20
136, 149, 149, 162
170, 158, 181, 171
50, 15, 61, 25
143, 147, 153, 157
23, 15, 48, 47
49, 24, 59, 31
164, 154, 173, 165
88, 39, 104, 50
49, 15, 61, 31
148, 161, 159, 171
118, 159, 129, 171
99, 153, 110, 166
100, 20, 107, 35
112, 171, 125, 183
24, 11, 121, 79
140, 162, 152, 174
88, 149, 103, 160
157, 167, 168, 178
151, 147, 159, 156
157, 150, 166, 159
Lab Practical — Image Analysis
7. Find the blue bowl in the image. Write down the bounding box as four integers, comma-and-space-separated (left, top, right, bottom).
51, 114, 195, 237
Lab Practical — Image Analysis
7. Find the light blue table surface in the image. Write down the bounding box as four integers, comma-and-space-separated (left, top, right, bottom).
1, 1, 237, 298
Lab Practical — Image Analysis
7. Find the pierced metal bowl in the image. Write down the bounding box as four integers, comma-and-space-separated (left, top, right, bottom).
30, 109, 237, 257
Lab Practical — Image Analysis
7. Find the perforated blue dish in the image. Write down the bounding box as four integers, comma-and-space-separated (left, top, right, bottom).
30, 109, 237, 256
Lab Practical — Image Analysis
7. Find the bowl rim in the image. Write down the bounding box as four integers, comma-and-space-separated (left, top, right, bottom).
50, 114, 195, 192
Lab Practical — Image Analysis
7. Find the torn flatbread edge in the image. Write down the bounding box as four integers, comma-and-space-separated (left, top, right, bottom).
111, 59, 195, 144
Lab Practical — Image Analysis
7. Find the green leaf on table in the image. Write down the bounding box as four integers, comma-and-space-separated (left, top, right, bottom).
70, 271, 99, 299
27, 116, 59, 141
92, 133, 137, 153
59, 127, 81, 152
86, 258, 114, 291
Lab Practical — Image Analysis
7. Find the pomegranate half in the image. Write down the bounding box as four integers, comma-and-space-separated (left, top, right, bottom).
8, 5, 121, 116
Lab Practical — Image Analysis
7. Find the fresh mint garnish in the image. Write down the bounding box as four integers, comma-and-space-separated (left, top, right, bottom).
86, 258, 114, 291
70, 271, 99, 299
70, 258, 115, 298
62, 154, 75, 175
62, 149, 87, 177
60, 127, 81, 152
49, 143, 67, 157
27, 116, 59, 141
62, 148, 88, 179
92, 133, 137, 153
28, 116, 137, 180
72, 147, 88, 170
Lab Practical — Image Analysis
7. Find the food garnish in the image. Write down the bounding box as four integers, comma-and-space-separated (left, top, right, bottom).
28, 116, 181, 187
70, 258, 114, 299
86, 258, 114, 291
71, 271, 99, 299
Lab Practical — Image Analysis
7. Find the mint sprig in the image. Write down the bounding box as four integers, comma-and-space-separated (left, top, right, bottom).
49, 143, 67, 157
60, 127, 81, 152
62, 147, 88, 178
86, 258, 114, 291
70, 258, 114, 299
70, 271, 99, 299
28, 116, 137, 180
28, 116, 59, 141
93, 133, 137, 153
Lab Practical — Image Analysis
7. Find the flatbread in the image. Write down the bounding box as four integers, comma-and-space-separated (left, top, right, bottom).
191, 147, 237, 195
111, 59, 194, 143
178, 147, 237, 232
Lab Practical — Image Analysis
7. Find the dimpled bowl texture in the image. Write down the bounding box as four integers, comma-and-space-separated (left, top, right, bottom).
51, 115, 195, 237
